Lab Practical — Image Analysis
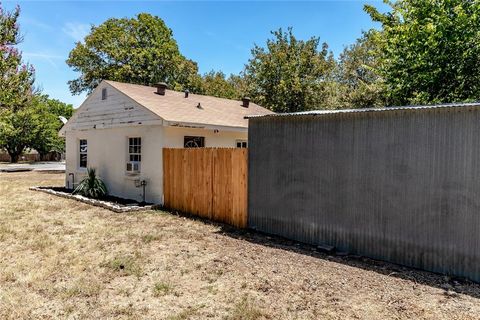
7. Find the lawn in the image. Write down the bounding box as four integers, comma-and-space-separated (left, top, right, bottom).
1, 172, 480, 319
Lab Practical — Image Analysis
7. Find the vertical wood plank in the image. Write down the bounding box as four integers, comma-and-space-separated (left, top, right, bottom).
163, 148, 248, 228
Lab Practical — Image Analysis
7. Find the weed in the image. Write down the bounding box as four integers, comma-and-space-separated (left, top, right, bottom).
63, 279, 103, 298
226, 295, 264, 320
102, 254, 143, 277
166, 307, 198, 320
152, 281, 173, 297
141, 233, 162, 244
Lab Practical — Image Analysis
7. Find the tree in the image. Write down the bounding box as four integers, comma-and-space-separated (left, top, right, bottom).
0, 94, 73, 163
365, 0, 480, 105
199, 71, 240, 100
243, 28, 336, 113
29, 95, 74, 160
66, 13, 200, 95
0, 4, 35, 113
0, 103, 39, 162
335, 33, 385, 108
0, 3, 36, 162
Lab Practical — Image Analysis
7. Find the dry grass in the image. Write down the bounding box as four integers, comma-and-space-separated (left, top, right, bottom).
1, 172, 480, 319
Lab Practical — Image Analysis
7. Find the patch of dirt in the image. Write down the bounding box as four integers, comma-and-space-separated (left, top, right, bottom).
1, 172, 480, 319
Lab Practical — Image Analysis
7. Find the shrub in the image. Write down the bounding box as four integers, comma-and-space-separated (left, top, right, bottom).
73, 168, 107, 199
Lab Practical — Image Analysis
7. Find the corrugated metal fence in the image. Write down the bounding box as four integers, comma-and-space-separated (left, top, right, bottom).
163, 148, 248, 228
248, 106, 480, 282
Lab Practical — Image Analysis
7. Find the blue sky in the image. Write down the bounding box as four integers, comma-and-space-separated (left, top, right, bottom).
4, 1, 386, 108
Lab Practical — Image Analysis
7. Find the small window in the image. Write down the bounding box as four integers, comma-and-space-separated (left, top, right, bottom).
101, 88, 107, 100
236, 140, 248, 148
128, 137, 141, 162
79, 139, 87, 168
184, 136, 205, 148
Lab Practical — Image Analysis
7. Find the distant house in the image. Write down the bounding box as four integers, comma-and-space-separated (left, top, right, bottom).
59, 80, 272, 203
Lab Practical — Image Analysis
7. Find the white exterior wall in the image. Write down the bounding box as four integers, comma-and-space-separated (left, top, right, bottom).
63, 81, 249, 204
65, 125, 164, 203
163, 126, 247, 148
65, 125, 247, 204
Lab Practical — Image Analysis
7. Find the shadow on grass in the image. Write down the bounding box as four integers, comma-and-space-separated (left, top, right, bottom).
159, 207, 480, 300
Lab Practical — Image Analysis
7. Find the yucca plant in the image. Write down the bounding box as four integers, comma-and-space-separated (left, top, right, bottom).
73, 168, 108, 199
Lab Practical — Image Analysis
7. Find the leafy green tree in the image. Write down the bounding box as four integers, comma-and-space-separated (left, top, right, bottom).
335, 34, 385, 108
0, 4, 35, 113
228, 74, 249, 100
243, 28, 336, 113
365, 0, 480, 105
67, 13, 200, 95
0, 102, 39, 162
0, 95, 73, 163
29, 95, 74, 160
200, 71, 239, 99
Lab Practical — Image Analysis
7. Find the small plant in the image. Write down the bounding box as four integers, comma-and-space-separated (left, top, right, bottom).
141, 233, 162, 244
73, 168, 107, 199
103, 254, 143, 277
153, 281, 173, 297
227, 295, 264, 320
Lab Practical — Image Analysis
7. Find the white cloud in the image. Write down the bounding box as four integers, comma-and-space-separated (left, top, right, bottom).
22, 16, 53, 31
62, 22, 90, 42
24, 53, 64, 59
23, 52, 65, 69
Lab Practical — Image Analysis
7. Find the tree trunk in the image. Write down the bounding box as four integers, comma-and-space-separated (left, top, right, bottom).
9, 152, 20, 163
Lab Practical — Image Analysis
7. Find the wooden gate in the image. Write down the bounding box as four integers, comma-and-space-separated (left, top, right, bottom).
163, 148, 248, 228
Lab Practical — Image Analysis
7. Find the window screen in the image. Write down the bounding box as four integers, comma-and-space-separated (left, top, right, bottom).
184, 136, 205, 148
79, 139, 87, 168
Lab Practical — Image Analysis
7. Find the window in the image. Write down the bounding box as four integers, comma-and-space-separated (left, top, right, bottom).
236, 140, 248, 148
101, 88, 107, 100
127, 137, 141, 172
128, 137, 141, 162
79, 139, 87, 168
184, 136, 205, 148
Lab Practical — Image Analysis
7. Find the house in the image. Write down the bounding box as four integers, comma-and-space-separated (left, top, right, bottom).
59, 80, 273, 203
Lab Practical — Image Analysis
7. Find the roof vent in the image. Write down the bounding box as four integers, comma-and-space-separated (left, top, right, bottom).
184, 90, 189, 98
155, 82, 167, 95
242, 97, 250, 108
196, 103, 203, 109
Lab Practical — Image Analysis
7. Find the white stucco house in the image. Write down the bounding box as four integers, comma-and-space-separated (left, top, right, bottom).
59, 80, 273, 204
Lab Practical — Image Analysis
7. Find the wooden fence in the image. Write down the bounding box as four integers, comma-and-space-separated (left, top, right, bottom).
163, 148, 248, 228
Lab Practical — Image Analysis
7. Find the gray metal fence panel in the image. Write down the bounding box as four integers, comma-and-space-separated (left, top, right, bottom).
248, 107, 480, 282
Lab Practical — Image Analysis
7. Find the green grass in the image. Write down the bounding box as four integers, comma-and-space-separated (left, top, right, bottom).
102, 254, 143, 277
152, 281, 173, 297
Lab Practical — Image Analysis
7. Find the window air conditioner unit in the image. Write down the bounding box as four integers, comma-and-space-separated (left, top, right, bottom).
126, 161, 140, 173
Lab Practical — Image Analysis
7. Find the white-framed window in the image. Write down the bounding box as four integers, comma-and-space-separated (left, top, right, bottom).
79, 139, 88, 168
126, 137, 141, 173
236, 140, 247, 148
101, 88, 107, 100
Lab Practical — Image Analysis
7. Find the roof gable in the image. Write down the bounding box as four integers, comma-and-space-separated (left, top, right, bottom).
59, 82, 163, 134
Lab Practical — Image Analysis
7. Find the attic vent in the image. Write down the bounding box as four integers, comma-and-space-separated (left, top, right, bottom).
242, 97, 250, 108
155, 82, 167, 95
102, 88, 107, 100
